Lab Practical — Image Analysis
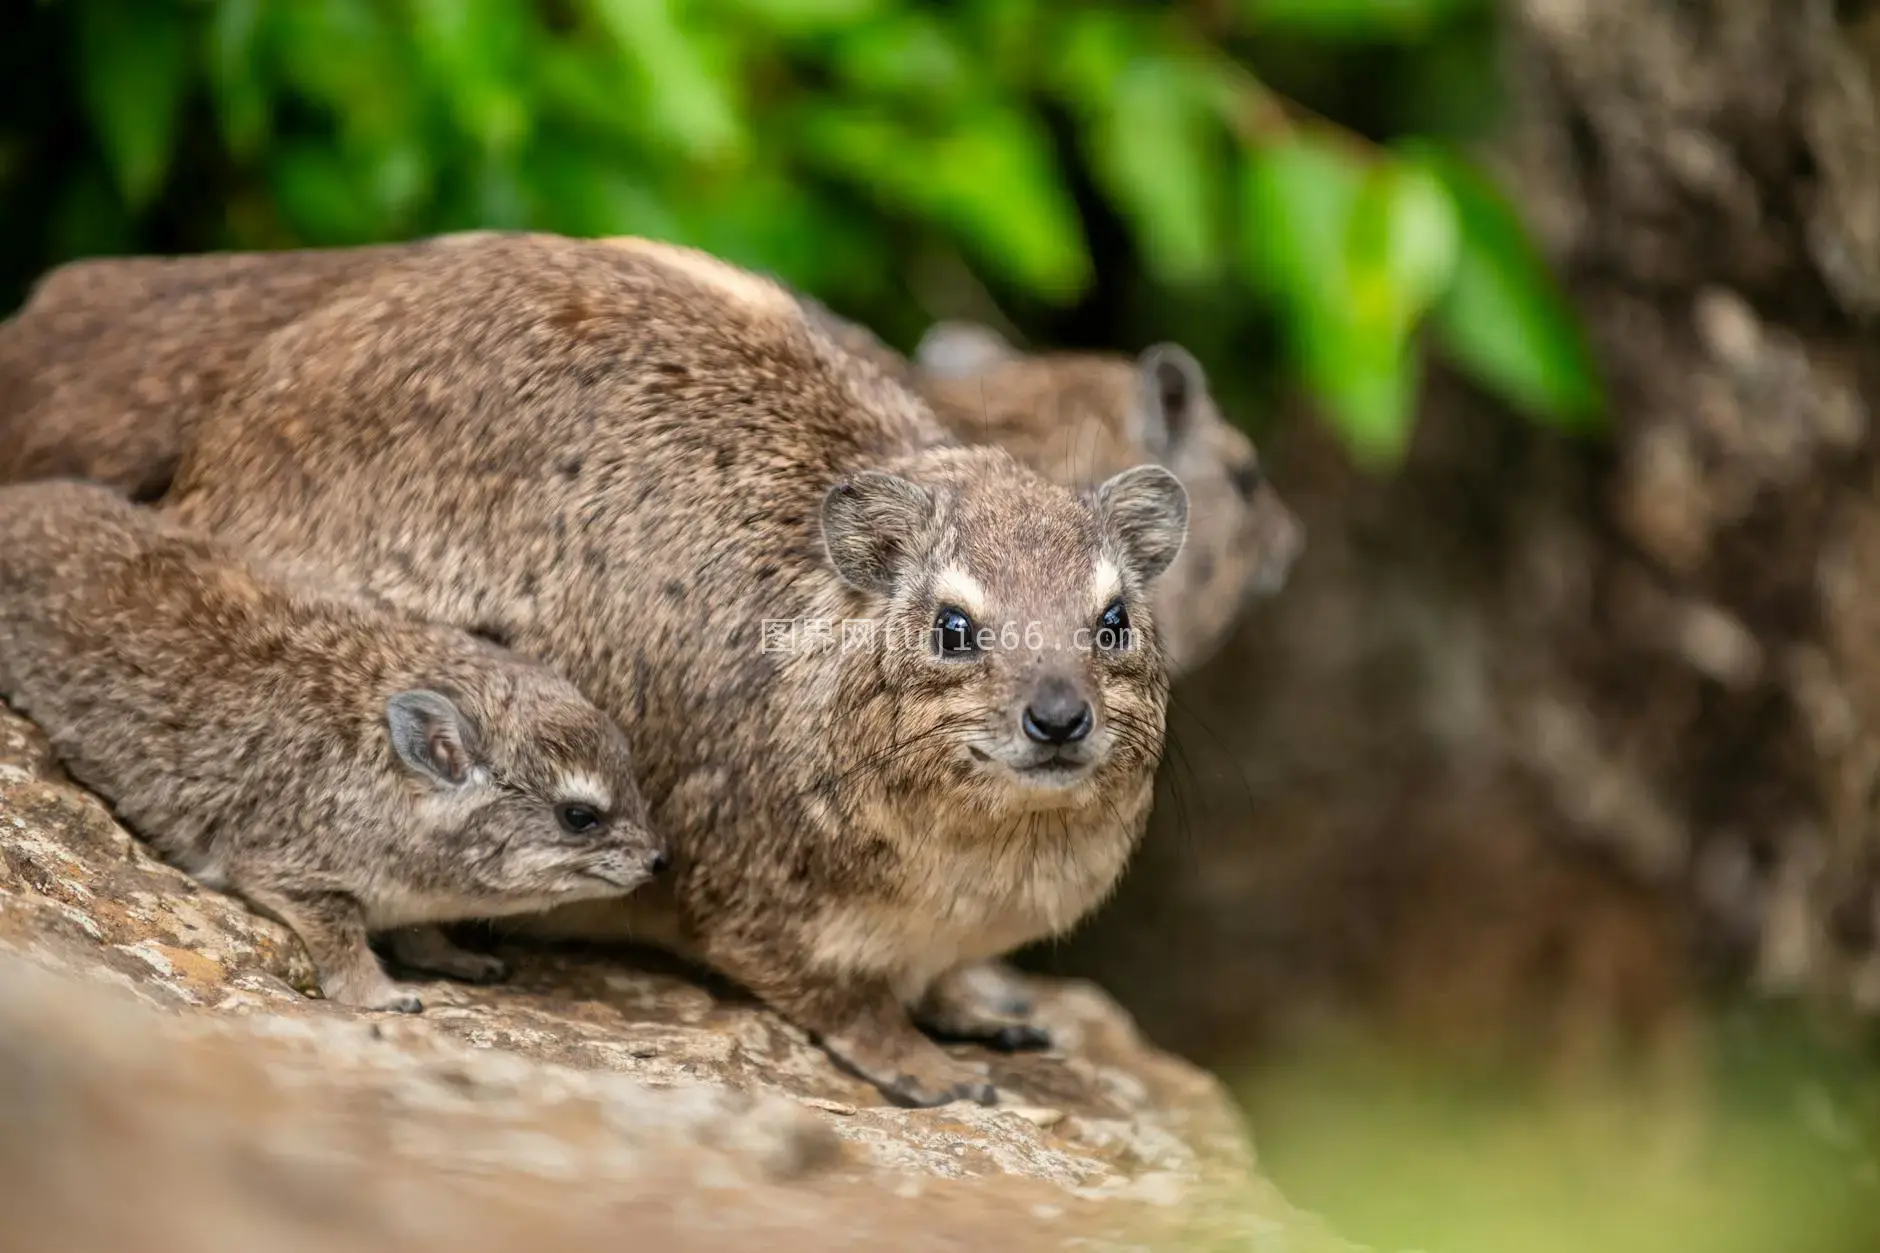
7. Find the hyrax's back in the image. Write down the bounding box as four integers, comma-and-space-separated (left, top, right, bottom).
170, 233, 944, 800
0, 482, 448, 862
0, 245, 427, 498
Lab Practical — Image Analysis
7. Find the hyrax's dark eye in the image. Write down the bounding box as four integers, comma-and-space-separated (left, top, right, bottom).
1230, 460, 1264, 501
933, 606, 977, 657
555, 803, 604, 835
1096, 600, 1132, 651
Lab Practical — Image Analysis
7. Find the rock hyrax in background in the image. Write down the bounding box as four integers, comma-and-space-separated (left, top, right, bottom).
0, 237, 1298, 673
158, 233, 1189, 1106
800, 302, 1304, 674
0, 480, 667, 1012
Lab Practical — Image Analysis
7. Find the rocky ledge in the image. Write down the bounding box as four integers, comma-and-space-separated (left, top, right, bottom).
0, 703, 1352, 1252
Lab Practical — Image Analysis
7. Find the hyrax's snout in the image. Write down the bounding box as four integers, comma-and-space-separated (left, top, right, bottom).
1022, 675, 1094, 746
581, 833, 669, 890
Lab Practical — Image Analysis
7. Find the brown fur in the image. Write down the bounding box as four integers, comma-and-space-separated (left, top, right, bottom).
2, 240, 1297, 672
0, 242, 448, 498
154, 233, 1188, 1106
0, 481, 664, 1011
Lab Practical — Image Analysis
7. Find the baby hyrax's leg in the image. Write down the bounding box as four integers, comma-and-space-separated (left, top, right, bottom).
915, 961, 1051, 1052
384, 925, 507, 983
249, 888, 423, 1013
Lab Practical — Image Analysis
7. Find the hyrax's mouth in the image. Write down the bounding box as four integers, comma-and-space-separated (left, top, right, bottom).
576, 857, 662, 891
968, 743, 1098, 789
579, 868, 648, 890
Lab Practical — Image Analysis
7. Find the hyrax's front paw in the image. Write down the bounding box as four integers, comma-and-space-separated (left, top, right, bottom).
822, 1022, 1000, 1108
880, 1055, 999, 1109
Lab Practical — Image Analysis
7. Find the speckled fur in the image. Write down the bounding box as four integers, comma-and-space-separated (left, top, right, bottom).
3, 241, 1296, 673
152, 233, 1185, 1106
0, 481, 662, 1012
0, 242, 443, 499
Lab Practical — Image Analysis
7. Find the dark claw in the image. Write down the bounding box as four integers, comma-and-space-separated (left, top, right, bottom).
384, 994, 425, 1014
988, 1024, 1052, 1053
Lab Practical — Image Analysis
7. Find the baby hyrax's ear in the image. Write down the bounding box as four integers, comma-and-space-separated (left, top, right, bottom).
915, 321, 1018, 379
822, 471, 937, 593
1136, 344, 1207, 458
1097, 465, 1190, 584
386, 690, 480, 786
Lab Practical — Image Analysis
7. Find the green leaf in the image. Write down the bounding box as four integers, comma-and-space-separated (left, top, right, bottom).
270, 145, 380, 243
270, 0, 414, 143
1415, 146, 1602, 427
1345, 156, 1459, 335
829, 12, 971, 102
1299, 306, 1421, 467
1243, 137, 1449, 467
522, 143, 684, 240
77, 0, 194, 207
1092, 56, 1227, 284
724, 0, 886, 36
1242, 135, 1365, 300
801, 104, 1091, 301
408, 0, 532, 154
207, 0, 270, 159
1043, 8, 1139, 110
586, 0, 746, 164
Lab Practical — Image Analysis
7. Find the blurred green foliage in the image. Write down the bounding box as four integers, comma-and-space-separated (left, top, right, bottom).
0, 0, 1601, 465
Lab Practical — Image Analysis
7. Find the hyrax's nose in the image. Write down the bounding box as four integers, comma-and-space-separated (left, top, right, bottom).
1022, 677, 1094, 746
649, 850, 671, 875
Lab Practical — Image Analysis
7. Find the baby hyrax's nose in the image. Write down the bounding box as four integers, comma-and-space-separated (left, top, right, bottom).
649, 850, 671, 875
1022, 677, 1094, 746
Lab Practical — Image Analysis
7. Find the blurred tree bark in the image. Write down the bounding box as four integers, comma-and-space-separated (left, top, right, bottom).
1049, 0, 1880, 1074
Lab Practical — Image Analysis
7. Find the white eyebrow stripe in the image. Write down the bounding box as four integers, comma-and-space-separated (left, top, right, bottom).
933, 567, 989, 618
554, 771, 613, 810
1089, 558, 1123, 608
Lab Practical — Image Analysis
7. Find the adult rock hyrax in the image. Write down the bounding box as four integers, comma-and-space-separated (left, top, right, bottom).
1, 237, 1297, 673
160, 232, 1191, 1106
0, 480, 667, 1013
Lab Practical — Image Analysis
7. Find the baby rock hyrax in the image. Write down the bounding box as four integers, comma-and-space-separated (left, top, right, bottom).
160, 233, 1189, 1106
0, 481, 666, 1012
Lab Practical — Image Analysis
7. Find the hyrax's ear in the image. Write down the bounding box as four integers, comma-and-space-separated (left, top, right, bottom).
1136, 344, 1207, 456
386, 690, 479, 786
916, 321, 1017, 379
1097, 465, 1190, 584
821, 472, 936, 593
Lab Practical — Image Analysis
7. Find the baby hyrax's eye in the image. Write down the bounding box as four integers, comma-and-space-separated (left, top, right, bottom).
1230, 459, 1264, 502
933, 605, 978, 658
1096, 600, 1132, 651
555, 802, 605, 835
